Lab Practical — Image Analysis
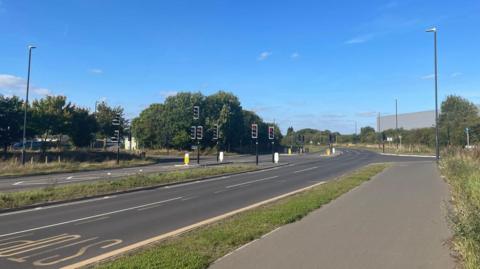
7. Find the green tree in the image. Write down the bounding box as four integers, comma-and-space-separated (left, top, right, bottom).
96, 102, 127, 148
0, 96, 24, 156
31, 95, 73, 147
132, 104, 167, 149
360, 126, 376, 143
68, 107, 98, 147
439, 95, 479, 146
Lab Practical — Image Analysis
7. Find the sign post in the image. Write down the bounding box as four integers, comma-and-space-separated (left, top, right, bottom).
252, 124, 258, 165
268, 126, 274, 163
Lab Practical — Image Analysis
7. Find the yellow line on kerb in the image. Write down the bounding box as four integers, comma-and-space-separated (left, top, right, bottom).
61, 181, 327, 269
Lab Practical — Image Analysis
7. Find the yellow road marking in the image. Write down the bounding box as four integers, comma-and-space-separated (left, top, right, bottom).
61, 181, 328, 269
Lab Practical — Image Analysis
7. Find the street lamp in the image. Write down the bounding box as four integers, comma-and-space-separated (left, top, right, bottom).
21, 45, 36, 165
426, 27, 440, 162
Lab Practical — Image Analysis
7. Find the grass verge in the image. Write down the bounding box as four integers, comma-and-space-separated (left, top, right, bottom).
0, 159, 155, 178
343, 144, 434, 155
95, 163, 388, 269
0, 165, 256, 210
440, 151, 480, 269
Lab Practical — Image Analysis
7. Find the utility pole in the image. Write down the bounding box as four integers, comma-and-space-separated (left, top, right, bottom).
21, 45, 36, 165
395, 99, 399, 149
466, 127, 470, 147
427, 27, 440, 162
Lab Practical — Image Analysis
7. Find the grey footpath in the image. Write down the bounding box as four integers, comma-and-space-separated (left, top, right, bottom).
211, 161, 456, 269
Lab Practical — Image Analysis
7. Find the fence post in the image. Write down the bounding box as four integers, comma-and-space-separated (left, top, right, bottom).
30, 156, 34, 165
45, 155, 48, 164
58, 155, 61, 163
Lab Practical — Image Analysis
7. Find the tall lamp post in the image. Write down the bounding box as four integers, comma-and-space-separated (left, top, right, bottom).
21, 45, 36, 165
426, 27, 439, 162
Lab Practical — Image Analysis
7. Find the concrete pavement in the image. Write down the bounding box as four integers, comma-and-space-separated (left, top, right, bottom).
211, 161, 455, 269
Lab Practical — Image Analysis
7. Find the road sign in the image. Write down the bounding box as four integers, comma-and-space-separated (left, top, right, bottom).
387, 137, 393, 142
196, 126, 203, 140
190, 126, 196, 139
213, 124, 219, 140
268, 126, 274, 140
193, 106, 200, 120
251, 124, 258, 139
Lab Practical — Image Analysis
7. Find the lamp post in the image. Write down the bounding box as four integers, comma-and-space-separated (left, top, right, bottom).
426, 27, 440, 162
21, 45, 36, 165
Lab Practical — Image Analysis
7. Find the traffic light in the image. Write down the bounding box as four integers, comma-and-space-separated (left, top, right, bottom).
251, 124, 258, 139
329, 133, 333, 143
268, 126, 274, 140
193, 106, 200, 120
196, 126, 203, 140
190, 126, 196, 139
213, 124, 219, 140
112, 114, 120, 126
382, 132, 386, 142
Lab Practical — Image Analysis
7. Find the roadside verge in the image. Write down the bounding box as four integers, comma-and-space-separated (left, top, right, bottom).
0, 163, 288, 213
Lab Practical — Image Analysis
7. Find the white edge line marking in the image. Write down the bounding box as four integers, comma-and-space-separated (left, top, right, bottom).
0, 197, 183, 238
12, 181, 24, 186
293, 166, 318, 174
60, 180, 330, 269
225, 176, 278, 189
0, 196, 117, 217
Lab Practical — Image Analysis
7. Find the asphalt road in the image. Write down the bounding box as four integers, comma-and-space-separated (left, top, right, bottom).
0, 153, 283, 191
0, 149, 431, 269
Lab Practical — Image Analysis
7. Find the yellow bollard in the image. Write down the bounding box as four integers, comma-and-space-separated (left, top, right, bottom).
184, 153, 190, 165
288, 148, 292, 155
326, 148, 331, 156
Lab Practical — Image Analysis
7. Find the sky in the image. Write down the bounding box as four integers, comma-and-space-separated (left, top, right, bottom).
0, 0, 479, 134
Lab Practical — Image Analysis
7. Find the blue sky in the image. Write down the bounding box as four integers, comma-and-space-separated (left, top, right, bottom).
1, 0, 479, 134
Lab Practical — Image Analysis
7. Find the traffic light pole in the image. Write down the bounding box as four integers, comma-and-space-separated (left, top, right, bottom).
255, 140, 259, 165
116, 131, 120, 165
271, 141, 274, 163
216, 141, 219, 162
197, 141, 200, 165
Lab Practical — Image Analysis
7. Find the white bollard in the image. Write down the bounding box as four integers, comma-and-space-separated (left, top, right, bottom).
274, 152, 279, 164
219, 151, 224, 162
332, 148, 336, 154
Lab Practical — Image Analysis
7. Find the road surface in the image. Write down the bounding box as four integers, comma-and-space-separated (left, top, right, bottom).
0, 149, 430, 269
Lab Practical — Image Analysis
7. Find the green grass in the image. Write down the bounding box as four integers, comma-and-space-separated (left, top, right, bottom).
0, 165, 256, 210
0, 159, 155, 177
96, 163, 388, 269
343, 144, 434, 155
440, 150, 480, 269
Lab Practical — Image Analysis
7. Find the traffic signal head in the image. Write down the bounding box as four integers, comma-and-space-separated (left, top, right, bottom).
190, 126, 196, 140
251, 124, 258, 139
193, 106, 200, 120
196, 126, 203, 140
268, 126, 274, 140
213, 124, 219, 140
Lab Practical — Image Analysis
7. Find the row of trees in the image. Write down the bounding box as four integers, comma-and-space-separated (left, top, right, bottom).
0, 95, 126, 155
132, 91, 282, 152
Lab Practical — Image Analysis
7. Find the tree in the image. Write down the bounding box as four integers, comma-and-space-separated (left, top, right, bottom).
0, 96, 24, 157
132, 104, 167, 148
439, 95, 479, 146
96, 102, 127, 148
31, 95, 73, 147
68, 107, 98, 147
360, 126, 376, 144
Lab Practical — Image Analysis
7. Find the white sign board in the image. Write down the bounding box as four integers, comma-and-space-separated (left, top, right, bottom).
386, 137, 393, 142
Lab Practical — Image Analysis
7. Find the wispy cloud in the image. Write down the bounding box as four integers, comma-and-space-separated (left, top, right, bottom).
321, 113, 346, 119
451, 72, 462, 78
421, 74, 435, 80
344, 34, 374, 45
356, 111, 377, 117
88, 68, 103, 75
159, 90, 178, 99
0, 74, 51, 97
257, 51, 272, 61
291, 52, 300, 60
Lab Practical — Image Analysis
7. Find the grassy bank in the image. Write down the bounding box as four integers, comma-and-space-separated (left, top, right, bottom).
343, 144, 434, 155
0, 159, 155, 177
441, 150, 480, 269
0, 165, 256, 210
96, 163, 388, 269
